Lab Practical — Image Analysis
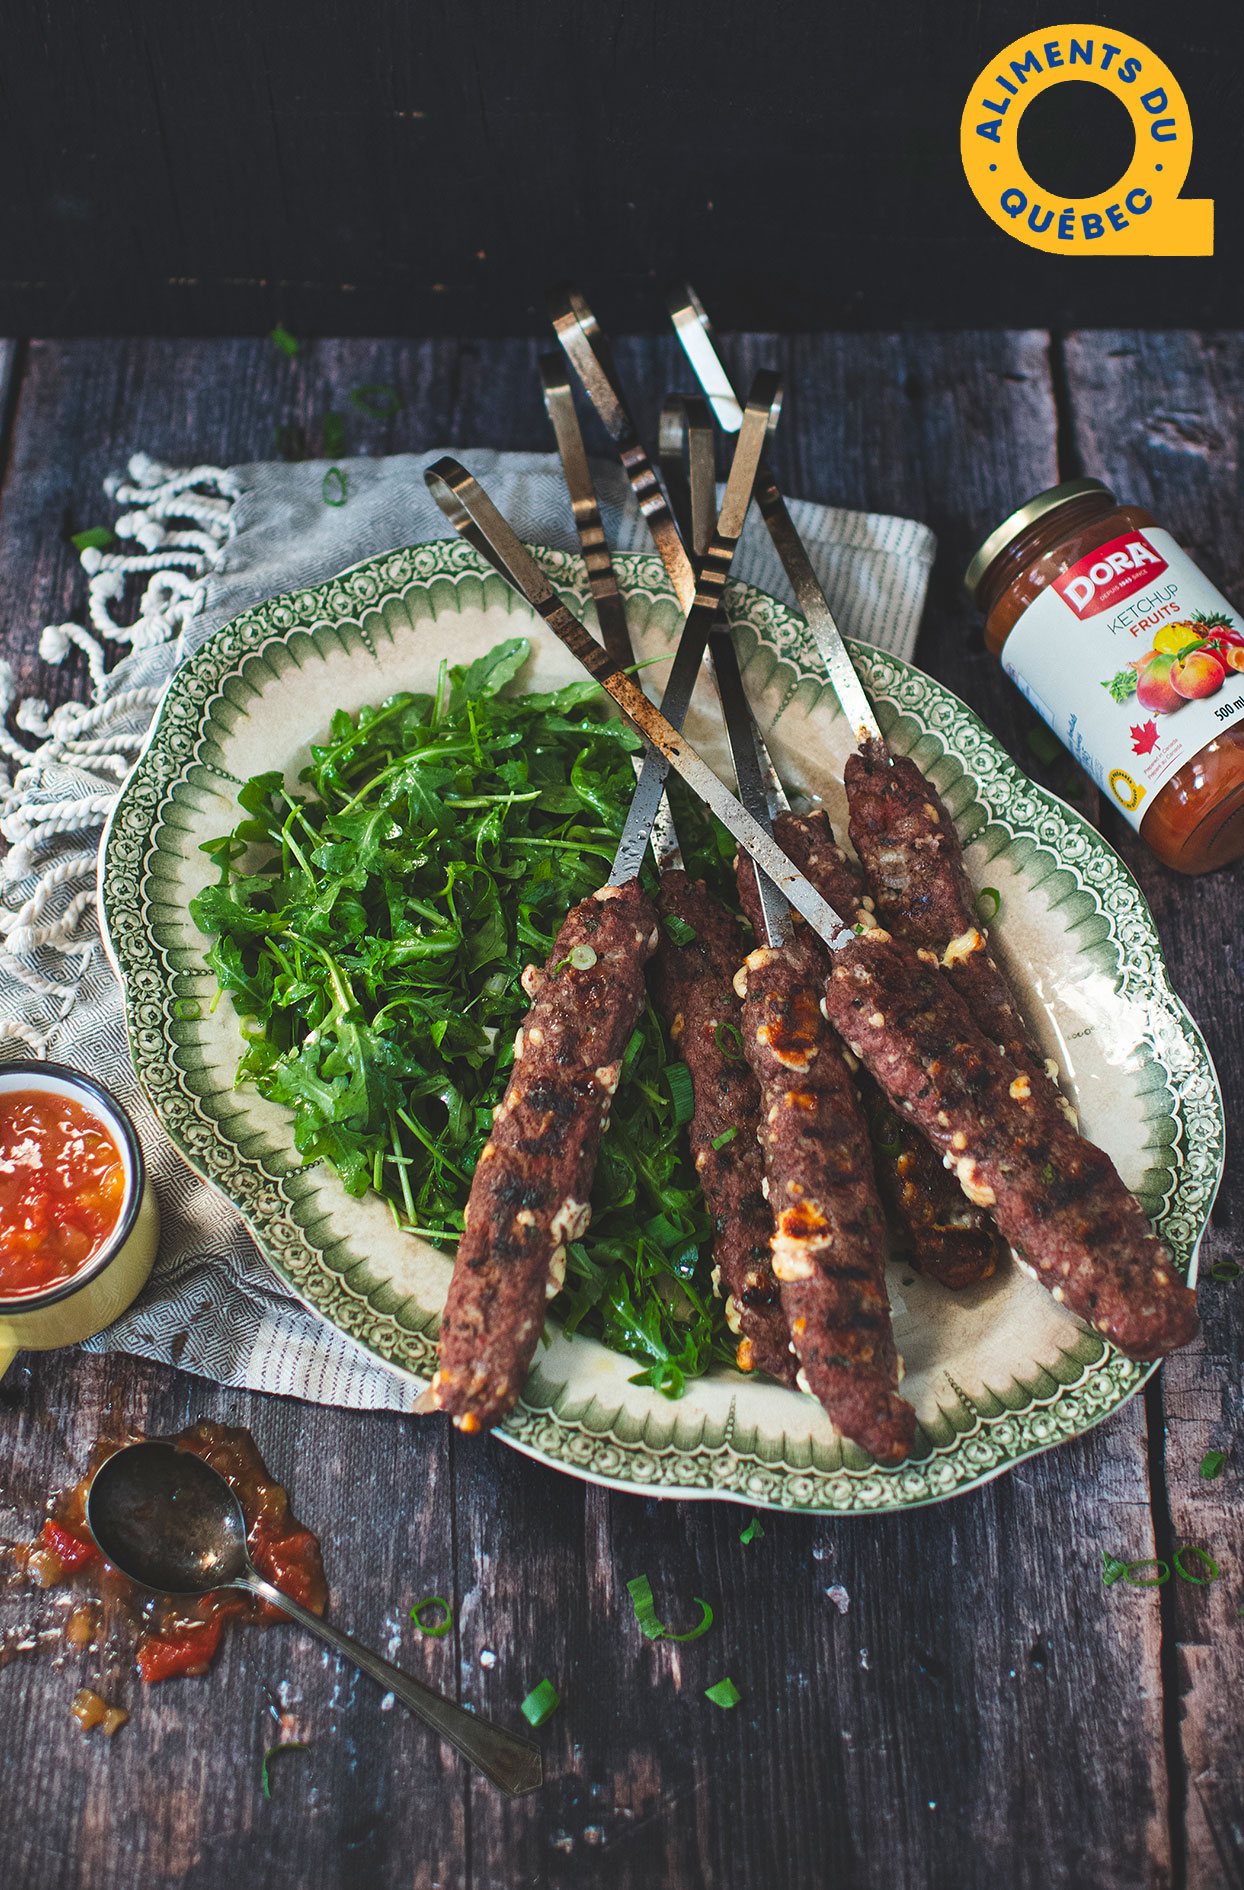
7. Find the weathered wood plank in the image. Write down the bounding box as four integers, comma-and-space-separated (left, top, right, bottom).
0, 1353, 464, 1890
0, 331, 1186, 1890
1064, 330, 1244, 1890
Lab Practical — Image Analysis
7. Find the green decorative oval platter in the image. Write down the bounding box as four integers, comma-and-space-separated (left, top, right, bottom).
99, 539, 1225, 1513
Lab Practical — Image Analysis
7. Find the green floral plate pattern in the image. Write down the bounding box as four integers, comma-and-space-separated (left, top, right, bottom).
100, 540, 1225, 1513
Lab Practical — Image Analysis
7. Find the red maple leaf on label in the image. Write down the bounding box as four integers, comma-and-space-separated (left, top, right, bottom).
1130, 720, 1159, 756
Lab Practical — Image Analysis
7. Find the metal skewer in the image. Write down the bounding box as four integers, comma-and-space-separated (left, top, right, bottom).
708, 622, 792, 948
547, 282, 694, 610
657, 393, 716, 566
666, 281, 887, 755
606, 369, 781, 885
538, 351, 683, 872
553, 285, 792, 824
423, 457, 855, 954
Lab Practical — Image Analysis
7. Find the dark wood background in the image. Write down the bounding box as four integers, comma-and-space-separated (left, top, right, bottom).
1, 0, 1242, 336
0, 327, 1241, 1890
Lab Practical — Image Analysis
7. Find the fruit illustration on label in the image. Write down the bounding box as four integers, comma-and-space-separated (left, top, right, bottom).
1103, 608, 1238, 715
1134, 654, 1184, 714
1170, 648, 1227, 698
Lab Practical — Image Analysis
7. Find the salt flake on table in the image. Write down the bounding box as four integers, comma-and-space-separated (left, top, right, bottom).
825, 1585, 850, 1614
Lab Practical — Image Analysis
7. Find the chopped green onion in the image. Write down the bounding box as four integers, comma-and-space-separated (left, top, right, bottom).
1040, 1161, 1055, 1185
411, 1595, 453, 1636
1101, 1550, 1128, 1586
976, 887, 1001, 923
665, 1599, 713, 1642
322, 467, 348, 507
711, 1127, 737, 1151
626, 1574, 713, 1641
261, 1742, 309, 1797
852, 921, 867, 936
71, 526, 115, 553
665, 1062, 695, 1126
350, 381, 404, 418
626, 1574, 665, 1640
569, 944, 597, 970
322, 410, 346, 456
520, 1678, 560, 1727
173, 997, 201, 1021
714, 1021, 745, 1061
269, 323, 300, 357
704, 1677, 740, 1709
1199, 1450, 1226, 1479
739, 1515, 764, 1545
1122, 1559, 1169, 1587
1174, 1544, 1220, 1584
662, 913, 697, 947
1211, 1260, 1241, 1282
1026, 724, 1061, 766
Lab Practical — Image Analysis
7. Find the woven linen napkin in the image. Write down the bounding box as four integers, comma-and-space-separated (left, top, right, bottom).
0, 449, 935, 1411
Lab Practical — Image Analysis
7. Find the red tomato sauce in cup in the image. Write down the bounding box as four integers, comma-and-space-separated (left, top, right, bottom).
0, 1090, 127, 1297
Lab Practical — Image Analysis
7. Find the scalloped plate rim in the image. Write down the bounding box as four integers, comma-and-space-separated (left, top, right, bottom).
98, 536, 1226, 1515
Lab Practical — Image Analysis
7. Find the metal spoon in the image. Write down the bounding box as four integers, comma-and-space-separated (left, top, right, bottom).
85, 1440, 542, 1796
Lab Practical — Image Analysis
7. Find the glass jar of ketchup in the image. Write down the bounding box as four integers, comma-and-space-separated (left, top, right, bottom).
966, 478, 1244, 874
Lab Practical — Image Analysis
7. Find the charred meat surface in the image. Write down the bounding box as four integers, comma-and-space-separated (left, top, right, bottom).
773, 809, 1002, 1291
429, 879, 658, 1431
734, 853, 915, 1465
650, 872, 796, 1386
845, 739, 1053, 1094
820, 925, 1198, 1361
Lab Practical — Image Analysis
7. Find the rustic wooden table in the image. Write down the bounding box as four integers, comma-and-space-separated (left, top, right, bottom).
0, 333, 1239, 1890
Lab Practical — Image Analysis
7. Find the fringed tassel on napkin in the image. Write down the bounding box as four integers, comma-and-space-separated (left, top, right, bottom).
0, 455, 241, 1053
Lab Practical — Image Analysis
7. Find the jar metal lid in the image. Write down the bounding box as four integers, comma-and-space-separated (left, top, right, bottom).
964, 477, 1113, 604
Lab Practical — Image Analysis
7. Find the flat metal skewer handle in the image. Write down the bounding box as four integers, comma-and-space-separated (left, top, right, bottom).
666, 280, 885, 751
539, 351, 683, 872
708, 624, 791, 947
548, 281, 695, 612
423, 457, 854, 954
606, 369, 781, 885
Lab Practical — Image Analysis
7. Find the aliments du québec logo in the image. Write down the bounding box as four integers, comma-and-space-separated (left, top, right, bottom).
960, 24, 1212, 254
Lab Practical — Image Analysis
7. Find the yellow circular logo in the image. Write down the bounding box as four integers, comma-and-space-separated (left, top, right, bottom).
1108, 768, 1146, 812
960, 25, 1212, 255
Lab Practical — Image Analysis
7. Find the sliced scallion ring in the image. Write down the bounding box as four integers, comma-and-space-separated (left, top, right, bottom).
261, 1741, 309, 1797
1174, 1544, 1219, 1584
410, 1595, 453, 1636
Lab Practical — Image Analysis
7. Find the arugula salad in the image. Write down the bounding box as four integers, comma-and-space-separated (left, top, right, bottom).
191, 637, 742, 1396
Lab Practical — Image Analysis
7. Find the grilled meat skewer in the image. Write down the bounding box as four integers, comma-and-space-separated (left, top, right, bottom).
708, 624, 914, 1464
732, 850, 915, 1464
771, 809, 1002, 1292
819, 920, 1199, 1361
651, 872, 797, 1386
427, 881, 658, 1431
845, 738, 1058, 1103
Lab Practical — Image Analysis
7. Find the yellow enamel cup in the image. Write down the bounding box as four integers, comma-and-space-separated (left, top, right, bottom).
0, 1062, 160, 1377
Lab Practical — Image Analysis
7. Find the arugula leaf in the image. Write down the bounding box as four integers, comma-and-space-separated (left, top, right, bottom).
192, 640, 740, 1391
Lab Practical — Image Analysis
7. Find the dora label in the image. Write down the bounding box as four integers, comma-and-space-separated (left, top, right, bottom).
960, 25, 1212, 256
1000, 529, 1244, 827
